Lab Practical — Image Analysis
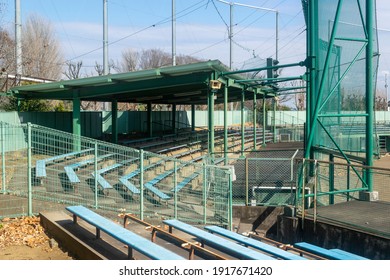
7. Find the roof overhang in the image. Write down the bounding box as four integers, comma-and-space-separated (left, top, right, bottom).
8, 60, 265, 105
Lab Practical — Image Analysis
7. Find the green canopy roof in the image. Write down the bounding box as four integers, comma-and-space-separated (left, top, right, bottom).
8, 60, 264, 105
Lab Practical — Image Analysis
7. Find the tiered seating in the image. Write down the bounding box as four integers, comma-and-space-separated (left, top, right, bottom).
64, 154, 113, 184
36, 148, 94, 178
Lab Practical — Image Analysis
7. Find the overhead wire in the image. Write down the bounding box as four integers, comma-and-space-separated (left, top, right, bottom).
66, 0, 210, 64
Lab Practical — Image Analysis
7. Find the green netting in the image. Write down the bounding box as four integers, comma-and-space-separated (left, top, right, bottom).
311, 0, 379, 155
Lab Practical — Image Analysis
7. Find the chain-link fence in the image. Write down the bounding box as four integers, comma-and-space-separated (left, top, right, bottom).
206, 149, 303, 207
0, 122, 233, 228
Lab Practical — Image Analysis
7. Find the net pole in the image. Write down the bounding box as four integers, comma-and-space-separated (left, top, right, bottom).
27, 123, 32, 216
365, 0, 374, 192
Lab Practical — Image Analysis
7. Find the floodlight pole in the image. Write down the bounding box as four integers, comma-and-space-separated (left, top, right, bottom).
15, 0, 22, 76
385, 73, 389, 111
103, 0, 109, 112
172, 0, 176, 66
103, 0, 108, 75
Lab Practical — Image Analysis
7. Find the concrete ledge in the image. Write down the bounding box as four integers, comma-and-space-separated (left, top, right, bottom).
359, 191, 379, 201
40, 211, 107, 260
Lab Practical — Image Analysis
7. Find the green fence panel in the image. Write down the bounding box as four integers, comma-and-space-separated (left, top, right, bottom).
0, 122, 232, 228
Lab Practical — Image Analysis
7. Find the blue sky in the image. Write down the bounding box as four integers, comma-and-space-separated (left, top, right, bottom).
0, 1, 306, 73
1, 0, 390, 98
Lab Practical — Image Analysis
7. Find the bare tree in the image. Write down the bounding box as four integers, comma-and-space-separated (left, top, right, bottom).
94, 59, 120, 75
0, 29, 15, 99
22, 14, 63, 80
0, 30, 14, 74
64, 61, 83, 79
94, 61, 104, 76
121, 49, 139, 72
175, 54, 201, 65
292, 80, 306, 111
139, 48, 171, 70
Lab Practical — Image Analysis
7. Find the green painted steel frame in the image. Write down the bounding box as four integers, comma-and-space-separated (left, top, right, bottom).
304, 0, 376, 194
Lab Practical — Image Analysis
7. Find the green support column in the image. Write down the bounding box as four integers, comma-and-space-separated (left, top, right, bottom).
27, 122, 32, 216
140, 149, 144, 220
253, 92, 257, 150
191, 104, 196, 132
262, 94, 266, 147
172, 104, 176, 134
209, 89, 215, 160
72, 94, 81, 151
329, 154, 335, 204
1, 122, 6, 193
365, 0, 374, 193
273, 97, 277, 143
202, 163, 207, 224
94, 141, 98, 209
147, 102, 152, 138
240, 89, 245, 157
173, 161, 178, 219
224, 84, 228, 165
112, 100, 118, 144
228, 169, 233, 230
306, 0, 318, 160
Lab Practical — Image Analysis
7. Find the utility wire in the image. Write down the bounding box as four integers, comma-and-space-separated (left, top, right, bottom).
66, 0, 209, 64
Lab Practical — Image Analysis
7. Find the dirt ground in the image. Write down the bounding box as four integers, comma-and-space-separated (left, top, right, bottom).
0, 216, 73, 260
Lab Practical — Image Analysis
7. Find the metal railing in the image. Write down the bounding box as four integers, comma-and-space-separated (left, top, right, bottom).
0, 122, 233, 229
205, 149, 303, 207
296, 157, 390, 234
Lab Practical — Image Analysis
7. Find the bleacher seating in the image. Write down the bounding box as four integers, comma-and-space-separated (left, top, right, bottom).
294, 242, 368, 260
36, 148, 94, 178
163, 219, 275, 260
66, 205, 185, 260
205, 225, 306, 260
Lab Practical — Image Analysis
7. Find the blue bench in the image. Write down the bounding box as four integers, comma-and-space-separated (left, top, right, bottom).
66, 205, 185, 260
171, 172, 200, 192
91, 173, 114, 191
329, 249, 368, 260
119, 159, 163, 193
174, 148, 202, 159
92, 159, 138, 192
92, 163, 123, 191
64, 154, 114, 184
205, 225, 306, 260
118, 178, 140, 194
163, 219, 275, 260
121, 137, 159, 146
36, 148, 94, 178
143, 163, 191, 200
144, 182, 171, 200
294, 242, 368, 260
156, 143, 187, 154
